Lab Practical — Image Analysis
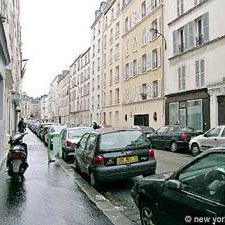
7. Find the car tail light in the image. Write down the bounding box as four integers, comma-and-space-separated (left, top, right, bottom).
94, 155, 105, 167
148, 148, 155, 158
65, 140, 74, 147
180, 133, 188, 140
10, 152, 24, 159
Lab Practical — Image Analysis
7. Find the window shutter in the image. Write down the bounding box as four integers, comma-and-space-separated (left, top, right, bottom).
178, 67, 181, 91
173, 31, 178, 54
149, 25, 153, 41
182, 65, 186, 90
158, 80, 162, 97
158, 17, 162, 33
138, 57, 142, 74
130, 61, 133, 76
157, 47, 161, 67
177, 0, 180, 16
184, 24, 189, 49
146, 83, 151, 99
146, 0, 151, 15
195, 60, 200, 87
200, 59, 205, 86
147, 52, 151, 71
138, 85, 142, 101
203, 12, 209, 43
188, 21, 194, 48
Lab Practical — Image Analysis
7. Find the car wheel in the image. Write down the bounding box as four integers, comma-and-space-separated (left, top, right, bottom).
62, 149, 68, 161
140, 200, 158, 225
170, 141, 178, 152
191, 143, 200, 156
74, 157, 80, 173
90, 171, 100, 189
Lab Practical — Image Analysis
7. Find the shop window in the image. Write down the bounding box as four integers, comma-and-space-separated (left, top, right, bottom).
169, 102, 179, 125
187, 100, 202, 131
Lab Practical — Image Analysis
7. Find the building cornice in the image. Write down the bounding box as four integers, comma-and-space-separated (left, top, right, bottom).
104, 0, 116, 15
168, 0, 210, 26
169, 35, 225, 61
165, 88, 208, 98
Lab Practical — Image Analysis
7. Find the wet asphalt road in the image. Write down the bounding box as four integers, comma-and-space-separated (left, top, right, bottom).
0, 132, 113, 225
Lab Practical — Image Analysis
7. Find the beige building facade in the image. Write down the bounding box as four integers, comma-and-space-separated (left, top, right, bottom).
102, 0, 123, 127
121, 0, 164, 129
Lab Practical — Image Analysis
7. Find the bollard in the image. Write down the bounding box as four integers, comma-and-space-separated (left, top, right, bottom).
48, 133, 55, 163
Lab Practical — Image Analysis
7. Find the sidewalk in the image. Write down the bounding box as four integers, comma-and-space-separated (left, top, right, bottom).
0, 130, 114, 225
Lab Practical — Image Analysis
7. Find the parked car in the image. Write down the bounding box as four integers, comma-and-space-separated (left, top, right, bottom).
189, 125, 225, 156
44, 124, 67, 146
60, 127, 94, 161
132, 148, 225, 225
133, 126, 157, 138
74, 129, 156, 189
36, 123, 54, 138
148, 125, 202, 152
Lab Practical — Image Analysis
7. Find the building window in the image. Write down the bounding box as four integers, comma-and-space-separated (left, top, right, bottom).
111, 8, 114, 23
115, 88, 120, 104
110, 69, 113, 86
195, 13, 209, 46
92, 45, 95, 57
125, 40, 129, 55
187, 100, 203, 131
178, 66, 186, 91
125, 17, 129, 33
151, 19, 158, 40
141, 1, 146, 18
141, 83, 147, 100
153, 80, 159, 97
195, 59, 205, 88
142, 54, 147, 73
133, 59, 137, 76
151, 0, 157, 9
178, 27, 185, 52
97, 95, 100, 109
169, 102, 179, 125
177, 0, 184, 16
133, 35, 138, 50
98, 39, 100, 52
109, 90, 112, 105
125, 63, 129, 79
115, 66, 120, 83
110, 48, 113, 64
115, 43, 120, 60
115, 22, 120, 38
142, 28, 147, 45
110, 28, 113, 45
152, 49, 158, 69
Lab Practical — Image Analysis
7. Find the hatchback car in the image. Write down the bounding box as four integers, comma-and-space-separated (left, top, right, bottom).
189, 125, 225, 156
148, 125, 202, 152
60, 127, 93, 160
74, 129, 156, 189
131, 148, 225, 225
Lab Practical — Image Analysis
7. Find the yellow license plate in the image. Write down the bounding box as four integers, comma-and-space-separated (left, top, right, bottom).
117, 156, 138, 165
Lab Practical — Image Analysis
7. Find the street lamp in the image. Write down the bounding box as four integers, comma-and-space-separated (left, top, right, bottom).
150, 28, 167, 50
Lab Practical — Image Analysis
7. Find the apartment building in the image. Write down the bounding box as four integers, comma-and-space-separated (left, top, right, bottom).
40, 95, 48, 121
164, 0, 225, 131
49, 74, 62, 123
0, 0, 22, 159
58, 70, 70, 124
121, 0, 164, 129
90, 2, 107, 125
72, 48, 91, 126
102, 0, 123, 127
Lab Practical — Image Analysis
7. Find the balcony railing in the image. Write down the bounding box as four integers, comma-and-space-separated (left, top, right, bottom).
178, 43, 184, 53
196, 35, 204, 47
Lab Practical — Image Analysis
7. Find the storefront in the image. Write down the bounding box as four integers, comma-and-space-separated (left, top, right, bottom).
165, 89, 210, 132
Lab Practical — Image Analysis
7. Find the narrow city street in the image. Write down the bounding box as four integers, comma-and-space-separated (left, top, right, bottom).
0, 131, 113, 225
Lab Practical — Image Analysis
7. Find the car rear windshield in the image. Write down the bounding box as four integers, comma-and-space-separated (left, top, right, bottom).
51, 126, 66, 133
174, 127, 195, 133
68, 128, 92, 139
99, 130, 150, 151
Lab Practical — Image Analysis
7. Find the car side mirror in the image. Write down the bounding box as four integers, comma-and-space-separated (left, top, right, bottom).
165, 179, 181, 191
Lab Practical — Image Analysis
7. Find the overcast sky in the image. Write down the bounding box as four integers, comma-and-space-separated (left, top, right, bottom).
21, 0, 102, 97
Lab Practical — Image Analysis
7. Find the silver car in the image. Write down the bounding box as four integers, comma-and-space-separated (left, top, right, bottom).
189, 125, 225, 156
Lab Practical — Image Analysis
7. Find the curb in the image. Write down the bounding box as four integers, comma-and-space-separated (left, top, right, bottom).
57, 158, 134, 225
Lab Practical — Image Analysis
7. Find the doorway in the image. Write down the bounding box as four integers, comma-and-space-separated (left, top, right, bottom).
134, 114, 149, 126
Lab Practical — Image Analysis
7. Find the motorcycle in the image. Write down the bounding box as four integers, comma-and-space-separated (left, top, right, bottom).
7, 132, 29, 181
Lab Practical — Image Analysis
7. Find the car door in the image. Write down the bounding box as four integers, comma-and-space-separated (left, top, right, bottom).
217, 127, 225, 148
75, 133, 89, 173
200, 127, 221, 151
82, 133, 97, 175
153, 126, 170, 149
160, 152, 225, 225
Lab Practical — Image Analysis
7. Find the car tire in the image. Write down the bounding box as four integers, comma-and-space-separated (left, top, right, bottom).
90, 171, 100, 189
62, 149, 68, 161
191, 143, 200, 156
74, 157, 80, 173
170, 141, 178, 153
140, 200, 158, 225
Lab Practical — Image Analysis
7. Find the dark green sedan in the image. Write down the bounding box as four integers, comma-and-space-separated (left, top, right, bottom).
148, 125, 202, 152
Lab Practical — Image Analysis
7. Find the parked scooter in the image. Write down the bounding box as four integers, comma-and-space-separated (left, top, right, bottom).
7, 132, 28, 181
